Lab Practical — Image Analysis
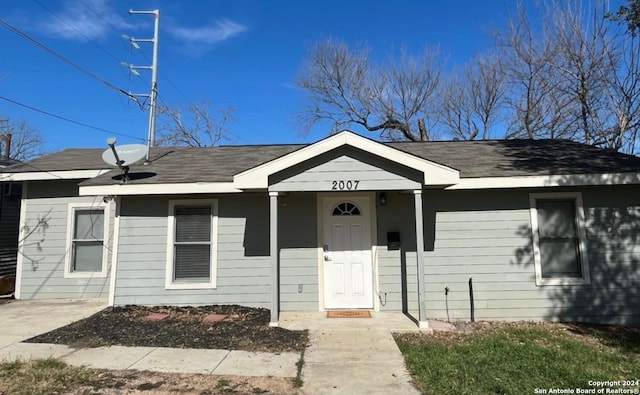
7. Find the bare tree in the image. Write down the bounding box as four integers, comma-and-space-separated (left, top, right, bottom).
496, 4, 572, 140
440, 55, 505, 140
603, 32, 640, 152
156, 102, 234, 147
297, 38, 442, 141
0, 117, 44, 161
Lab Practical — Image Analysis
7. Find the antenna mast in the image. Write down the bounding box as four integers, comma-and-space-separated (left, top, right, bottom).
126, 9, 159, 163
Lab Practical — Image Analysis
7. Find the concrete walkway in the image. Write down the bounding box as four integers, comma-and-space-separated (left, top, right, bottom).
1, 301, 426, 393
0, 299, 298, 378
0, 299, 107, 349
280, 312, 423, 395
0, 342, 299, 377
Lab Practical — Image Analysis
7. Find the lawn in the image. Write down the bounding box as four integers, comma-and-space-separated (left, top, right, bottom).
394, 322, 640, 395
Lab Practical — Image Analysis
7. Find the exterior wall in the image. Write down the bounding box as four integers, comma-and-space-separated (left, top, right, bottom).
417, 186, 640, 326
114, 193, 320, 308
19, 180, 112, 299
376, 192, 419, 312
279, 193, 319, 310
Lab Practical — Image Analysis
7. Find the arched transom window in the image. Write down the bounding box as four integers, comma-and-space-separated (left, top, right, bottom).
332, 201, 361, 216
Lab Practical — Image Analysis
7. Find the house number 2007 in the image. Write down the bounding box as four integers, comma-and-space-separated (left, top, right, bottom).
331, 180, 360, 190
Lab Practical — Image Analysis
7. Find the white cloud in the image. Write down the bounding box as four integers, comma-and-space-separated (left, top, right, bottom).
166, 18, 247, 46
36, 0, 137, 41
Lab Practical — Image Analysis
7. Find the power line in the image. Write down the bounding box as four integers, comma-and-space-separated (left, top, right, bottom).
0, 17, 140, 105
0, 96, 146, 142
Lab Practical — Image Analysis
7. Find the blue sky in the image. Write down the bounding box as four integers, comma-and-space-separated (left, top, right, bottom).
0, 0, 622, 153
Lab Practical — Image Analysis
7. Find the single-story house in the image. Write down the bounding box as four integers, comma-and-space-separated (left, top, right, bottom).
1, 131, 639, 327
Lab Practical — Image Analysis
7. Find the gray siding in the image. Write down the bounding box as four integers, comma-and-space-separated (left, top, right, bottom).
269, 147, 421, 192
115, 194, 270, 306
19, 180, 112, 299
279, 193, 319, 311
115, 192, 320, 309
415, 187, 640, 326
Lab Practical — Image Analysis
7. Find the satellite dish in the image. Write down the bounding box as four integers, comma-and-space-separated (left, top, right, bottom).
101, 138, 149, 183
102, 142, 149, 167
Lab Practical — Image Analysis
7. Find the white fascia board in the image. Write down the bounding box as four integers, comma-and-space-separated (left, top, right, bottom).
0, 169, 110, 181
233, 130, 460, 188
447, 172, 640, 190
79, 182, 241, 196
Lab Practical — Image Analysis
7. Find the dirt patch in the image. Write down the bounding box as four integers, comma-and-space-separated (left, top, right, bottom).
75, 370, 301, 394
25, 305, 308, 353
398, 320, 640, 348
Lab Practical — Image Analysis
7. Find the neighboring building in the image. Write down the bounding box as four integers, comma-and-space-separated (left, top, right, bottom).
1, 131, 639, 327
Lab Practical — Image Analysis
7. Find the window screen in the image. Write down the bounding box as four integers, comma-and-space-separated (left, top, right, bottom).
72, 209, 104, 272
536, 199, 581, 278
174, 205, 211, 281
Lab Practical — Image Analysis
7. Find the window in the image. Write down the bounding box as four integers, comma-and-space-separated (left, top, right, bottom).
529, 192, 590, 286
332, 201, 361, 216
166, 199, 218, 289
65, 203, 109, 278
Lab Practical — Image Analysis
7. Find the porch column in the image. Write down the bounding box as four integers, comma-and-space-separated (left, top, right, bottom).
414, 189, 428, 328
269, 192, 280, 326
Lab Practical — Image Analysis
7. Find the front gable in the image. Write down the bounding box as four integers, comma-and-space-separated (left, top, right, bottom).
234, 131, 460, 190
268, 146, 422, 192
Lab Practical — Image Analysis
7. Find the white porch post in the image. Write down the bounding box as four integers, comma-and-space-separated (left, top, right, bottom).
269, 192, 280, 326
414, 189, 428, 328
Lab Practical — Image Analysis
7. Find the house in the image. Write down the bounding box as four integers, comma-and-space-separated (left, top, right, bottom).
1, 131, 639, 327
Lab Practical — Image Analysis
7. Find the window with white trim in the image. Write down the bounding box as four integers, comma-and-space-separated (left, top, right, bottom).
529, 192, 591, 286
166, 199, 218, 289
65, 203, 109, 278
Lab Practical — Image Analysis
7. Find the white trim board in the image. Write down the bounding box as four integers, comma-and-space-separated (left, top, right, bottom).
447, 173, 640, 190
1, 169, 110, 181
79, 182, 242, 196
14, 181, 28, 299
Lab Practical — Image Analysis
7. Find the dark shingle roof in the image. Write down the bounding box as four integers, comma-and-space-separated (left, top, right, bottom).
3, 139, 640, 186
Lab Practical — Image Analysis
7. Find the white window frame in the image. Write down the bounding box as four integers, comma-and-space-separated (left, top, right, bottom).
529, 192, 591, 286
166, 199, 218, 290
64, 202, 110, 278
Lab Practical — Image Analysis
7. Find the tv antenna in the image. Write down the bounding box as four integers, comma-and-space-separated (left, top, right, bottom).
102, 137, 149, 183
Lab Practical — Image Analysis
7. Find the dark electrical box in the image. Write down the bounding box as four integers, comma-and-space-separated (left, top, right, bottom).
387, 231, 401, 250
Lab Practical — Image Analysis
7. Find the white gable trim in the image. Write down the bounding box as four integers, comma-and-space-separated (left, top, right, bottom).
233, 131, 460, 189
79, 182, 242, 196
446, 172, 640, 190
1, 169, 110, 181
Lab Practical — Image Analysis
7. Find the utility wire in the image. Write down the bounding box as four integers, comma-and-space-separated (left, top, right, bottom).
0, 96, 146, 142
0, 17, 140, 105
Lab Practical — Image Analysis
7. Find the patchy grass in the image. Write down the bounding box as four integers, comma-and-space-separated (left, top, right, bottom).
395, 322, 640, 395
0, 359, 301, 394
0, 358, 91, 395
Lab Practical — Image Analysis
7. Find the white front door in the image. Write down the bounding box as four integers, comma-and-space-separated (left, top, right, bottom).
322, 196, 373, 309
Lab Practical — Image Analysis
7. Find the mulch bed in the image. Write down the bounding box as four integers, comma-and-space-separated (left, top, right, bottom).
25, 305, 308, 353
